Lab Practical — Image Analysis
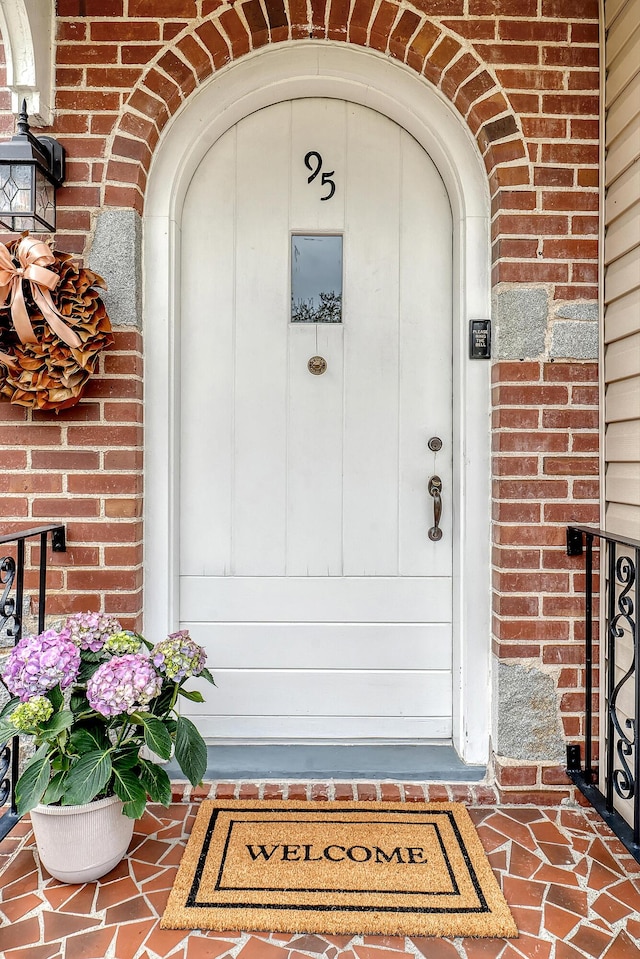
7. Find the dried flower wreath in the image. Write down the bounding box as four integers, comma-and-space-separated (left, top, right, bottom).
0, 235, 113, 411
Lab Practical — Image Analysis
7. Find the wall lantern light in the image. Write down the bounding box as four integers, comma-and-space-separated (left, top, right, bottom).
0, 100, 65, 234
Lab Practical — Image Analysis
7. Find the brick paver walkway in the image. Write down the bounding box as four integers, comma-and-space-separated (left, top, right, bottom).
1, 785, 639, 959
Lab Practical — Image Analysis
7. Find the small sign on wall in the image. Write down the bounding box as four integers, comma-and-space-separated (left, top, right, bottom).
469, 319, 491, 359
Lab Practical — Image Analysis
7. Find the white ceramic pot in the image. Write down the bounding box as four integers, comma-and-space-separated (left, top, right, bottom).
30, 794, 135, 883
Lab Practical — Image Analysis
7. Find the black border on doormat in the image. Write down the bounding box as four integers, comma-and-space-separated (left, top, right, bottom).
161, 800, 519, 938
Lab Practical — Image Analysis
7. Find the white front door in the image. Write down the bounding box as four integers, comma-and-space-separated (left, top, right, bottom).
179, 98, 453, 742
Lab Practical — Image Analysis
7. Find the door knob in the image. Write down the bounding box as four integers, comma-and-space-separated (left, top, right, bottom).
428, 475, 443, 541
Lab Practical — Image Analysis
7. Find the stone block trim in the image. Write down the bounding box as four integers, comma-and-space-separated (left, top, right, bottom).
495, 662, 566, 762
493, 284, 598, 361
88, 209, 143, 328
493, 286, 549, 358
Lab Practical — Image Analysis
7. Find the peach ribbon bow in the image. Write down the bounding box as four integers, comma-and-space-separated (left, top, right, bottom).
0, 235, 81, 350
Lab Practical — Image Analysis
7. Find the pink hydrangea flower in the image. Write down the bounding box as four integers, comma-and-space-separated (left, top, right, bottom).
86, 653, 162, 717
2, 629, 80, 702
61, 611, 122, 652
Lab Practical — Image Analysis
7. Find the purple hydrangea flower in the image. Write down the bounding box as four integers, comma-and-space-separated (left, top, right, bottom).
152, 630, 207, 681
86, 653, 162, 717
61, 611, 122, 653
1, 629, 80, 702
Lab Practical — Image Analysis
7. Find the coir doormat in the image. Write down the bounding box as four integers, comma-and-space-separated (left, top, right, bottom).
161, 800, 518, 938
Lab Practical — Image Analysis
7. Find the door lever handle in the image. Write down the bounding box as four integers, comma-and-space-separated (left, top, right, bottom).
428, 475, 443, 541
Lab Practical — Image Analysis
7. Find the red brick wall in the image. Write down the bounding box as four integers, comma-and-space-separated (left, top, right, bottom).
48, 0, 600, 298
0, 2, 600, 789
492, 360, 599, 798
0, 331, 144, 628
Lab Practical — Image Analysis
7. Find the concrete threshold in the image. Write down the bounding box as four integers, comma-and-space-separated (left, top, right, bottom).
165, 743, 486, 782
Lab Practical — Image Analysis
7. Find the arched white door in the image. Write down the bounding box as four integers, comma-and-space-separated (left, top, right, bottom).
179, 97, 453, 742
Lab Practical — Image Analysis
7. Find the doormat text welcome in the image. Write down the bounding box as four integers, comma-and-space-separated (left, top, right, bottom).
161, 800, 518, 938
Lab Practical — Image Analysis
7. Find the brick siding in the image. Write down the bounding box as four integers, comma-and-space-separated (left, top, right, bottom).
0, 0, 600, 787
491, 360, 599, 793
46, 1, 599, 301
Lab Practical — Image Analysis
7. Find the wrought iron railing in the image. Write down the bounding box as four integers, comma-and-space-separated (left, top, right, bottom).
566, 525, 639, 863
0, 524, 66, 841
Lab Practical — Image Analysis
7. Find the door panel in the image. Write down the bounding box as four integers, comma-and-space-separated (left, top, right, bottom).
181, 576, 451, 621
399, 131, 453, 574
179, 98, 453, 740
183, 670, 453, 741
185, 623, 452, 669
342, 105, 401, 575
234, 104, 291, 575
287, 323, 344, 575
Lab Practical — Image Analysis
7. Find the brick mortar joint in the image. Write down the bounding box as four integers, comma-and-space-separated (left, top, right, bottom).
173, 780, 504, 799
169, 778, 580, 803
77, 11, 537, 185
50, 15, 597, 237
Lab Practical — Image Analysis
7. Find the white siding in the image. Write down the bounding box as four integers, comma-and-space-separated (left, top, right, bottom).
604, 0, 640, 540
603, 0, 640, 830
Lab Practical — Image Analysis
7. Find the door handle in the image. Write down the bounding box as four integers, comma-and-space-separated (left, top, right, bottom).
428, 475, 443, 541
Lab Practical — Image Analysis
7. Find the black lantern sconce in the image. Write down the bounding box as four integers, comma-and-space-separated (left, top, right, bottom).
0, 100, 65, 234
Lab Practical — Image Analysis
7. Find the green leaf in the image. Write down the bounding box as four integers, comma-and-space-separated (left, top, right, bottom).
70, 690, 89, 715
41, 771, 66, 805
0, 696, 20, 720
130, 712, 172, 761
82, 650, 103, 663
51, 754, 70, 773
112, 746, 140, 770
175, 716, 207, 786
15, 745, 51, 816
46, 686, 64, 711
77, 660, 102, 683
139, 758, 172, 806
123, 794, 147, 819
70, 725, 110, 755
177, 687, 204, 703
199, 667, 216, 686
0, 718, 17, 749
149, 685, 174, 717
64, 750, 113, 806
39, 709, 74, 741
113, 766, 148, 819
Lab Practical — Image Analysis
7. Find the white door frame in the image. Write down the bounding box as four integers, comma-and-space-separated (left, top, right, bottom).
143, 42, 492, 765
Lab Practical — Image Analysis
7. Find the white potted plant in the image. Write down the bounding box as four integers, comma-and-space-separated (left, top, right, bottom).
0, 613, 214, 882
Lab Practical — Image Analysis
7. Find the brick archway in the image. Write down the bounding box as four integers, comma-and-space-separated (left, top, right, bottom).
104, 6, 529, 234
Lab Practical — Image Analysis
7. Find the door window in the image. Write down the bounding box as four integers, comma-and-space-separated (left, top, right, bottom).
291, 234, 343, 323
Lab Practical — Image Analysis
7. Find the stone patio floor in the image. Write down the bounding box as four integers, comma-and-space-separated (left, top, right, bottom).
1, 782, 640, 959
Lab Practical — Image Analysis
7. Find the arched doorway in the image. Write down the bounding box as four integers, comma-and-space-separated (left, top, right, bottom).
143, 43, 491, 766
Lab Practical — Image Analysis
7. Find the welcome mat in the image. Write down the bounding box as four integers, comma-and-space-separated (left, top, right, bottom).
161, 801, 518, 938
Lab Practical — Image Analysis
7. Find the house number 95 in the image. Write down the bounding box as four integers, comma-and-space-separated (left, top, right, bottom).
304, 151, 336, 201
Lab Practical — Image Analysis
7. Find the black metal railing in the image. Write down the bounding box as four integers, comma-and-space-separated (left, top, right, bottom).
0, 524, 66, 841
566, 525, 640, 863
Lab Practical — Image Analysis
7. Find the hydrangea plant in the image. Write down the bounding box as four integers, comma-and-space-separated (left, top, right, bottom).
0, 614, 214, 819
